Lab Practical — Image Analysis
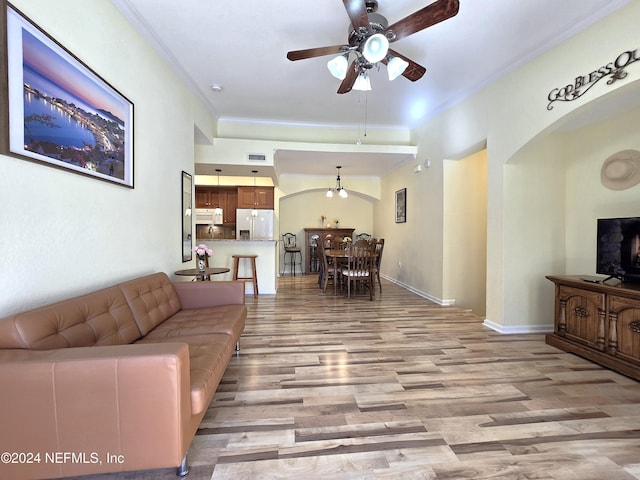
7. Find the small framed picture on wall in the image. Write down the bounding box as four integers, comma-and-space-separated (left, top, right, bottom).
395, 188, 406, 223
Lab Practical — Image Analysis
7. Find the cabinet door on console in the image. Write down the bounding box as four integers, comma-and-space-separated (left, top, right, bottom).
558, 286, 605, 349
608, 295, 640, 363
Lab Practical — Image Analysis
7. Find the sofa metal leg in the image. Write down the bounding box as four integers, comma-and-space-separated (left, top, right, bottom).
176, 453, 190, 477
236, 341, 240, 352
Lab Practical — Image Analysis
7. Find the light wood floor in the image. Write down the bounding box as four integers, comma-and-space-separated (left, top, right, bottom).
70, 275, 640, 480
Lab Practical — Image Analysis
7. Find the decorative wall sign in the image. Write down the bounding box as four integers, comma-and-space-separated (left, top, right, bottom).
547, 49, 639, 111
0, 2, 134, 187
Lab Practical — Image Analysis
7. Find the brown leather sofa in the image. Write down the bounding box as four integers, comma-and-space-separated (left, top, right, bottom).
0, 272, 246, 480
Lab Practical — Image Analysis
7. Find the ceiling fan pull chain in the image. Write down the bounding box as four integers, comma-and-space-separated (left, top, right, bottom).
364, 91, 368, 138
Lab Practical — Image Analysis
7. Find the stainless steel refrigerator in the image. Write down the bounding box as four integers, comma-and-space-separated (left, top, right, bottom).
236, 209, 274, 240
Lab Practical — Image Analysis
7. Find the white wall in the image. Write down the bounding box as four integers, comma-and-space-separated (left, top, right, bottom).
0, 0, 215, 316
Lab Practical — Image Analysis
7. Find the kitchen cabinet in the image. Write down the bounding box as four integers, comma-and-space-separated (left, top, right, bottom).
222, 189, 237, 225
546, 275, 640, 381
195, 187, 237, 225
237, 186, 274, 209
195, 186, 217, 208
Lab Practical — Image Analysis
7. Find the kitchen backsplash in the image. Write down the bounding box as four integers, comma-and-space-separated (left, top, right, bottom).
195, 224, 236, 240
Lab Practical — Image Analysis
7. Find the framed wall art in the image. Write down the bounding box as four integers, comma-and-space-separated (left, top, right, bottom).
0, 1, 134, 187
395, 187, 406, 223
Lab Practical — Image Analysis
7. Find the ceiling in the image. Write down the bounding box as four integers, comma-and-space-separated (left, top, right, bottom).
113, 0, 630, 177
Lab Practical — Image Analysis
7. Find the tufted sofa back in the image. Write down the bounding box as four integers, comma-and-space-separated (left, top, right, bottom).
0, 286, 142, 350
0, 273, 184, 350
118, 273, 182, 335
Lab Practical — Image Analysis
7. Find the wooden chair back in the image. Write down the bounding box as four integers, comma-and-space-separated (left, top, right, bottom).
342, 244, 374, 300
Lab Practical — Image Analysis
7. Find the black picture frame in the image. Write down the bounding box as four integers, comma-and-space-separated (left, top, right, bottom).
182, 171, 193, 262
0, 1, 134, 187
395, 188, 406, 223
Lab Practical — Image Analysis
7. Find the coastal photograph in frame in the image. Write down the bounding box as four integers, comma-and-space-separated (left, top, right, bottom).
0, 2, 134, 187
395, 187, 406, 223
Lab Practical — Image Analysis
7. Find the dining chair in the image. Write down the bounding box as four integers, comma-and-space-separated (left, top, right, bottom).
353, 239, 371, 249
321, 234, 342, 289
324, 234, 345, 250
373, 238, 384, 293
320, 245, 340, 293
341, 244, 374, 300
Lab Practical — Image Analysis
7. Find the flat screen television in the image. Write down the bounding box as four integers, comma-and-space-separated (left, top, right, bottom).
596, 217, 640, 283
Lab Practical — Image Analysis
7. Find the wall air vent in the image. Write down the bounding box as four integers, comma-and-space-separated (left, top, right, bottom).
247, 153, 267, 162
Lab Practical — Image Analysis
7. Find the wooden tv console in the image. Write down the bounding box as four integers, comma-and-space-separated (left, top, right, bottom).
546, 275, 640, 381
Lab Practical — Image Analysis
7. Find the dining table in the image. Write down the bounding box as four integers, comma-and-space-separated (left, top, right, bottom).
174, 267, 230, 282
320, 248, 377, 297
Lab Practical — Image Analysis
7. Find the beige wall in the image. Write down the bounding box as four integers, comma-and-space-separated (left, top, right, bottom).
564, 103, 640, 273
279, 189, 375, 273
372, 159, 452, 303
500, 135, 567, 331
386, 1, 640, 331
443, 150, 487, 316
3, 0, 640, 335
0, 0, 216, 315
495, 101, 640, 331
217, 118, 411, 145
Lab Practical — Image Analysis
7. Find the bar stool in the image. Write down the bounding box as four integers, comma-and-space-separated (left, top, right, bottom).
232, 255, 258, 295
281, 233, 302, 276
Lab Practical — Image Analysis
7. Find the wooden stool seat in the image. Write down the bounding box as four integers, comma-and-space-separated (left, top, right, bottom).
232, 255, 258, 295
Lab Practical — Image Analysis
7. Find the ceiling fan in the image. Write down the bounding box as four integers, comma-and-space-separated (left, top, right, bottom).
286, 0, 460, 94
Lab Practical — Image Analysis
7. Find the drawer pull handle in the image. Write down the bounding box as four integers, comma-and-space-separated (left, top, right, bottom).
574, 306, 589, 317
629, 321, 640, 334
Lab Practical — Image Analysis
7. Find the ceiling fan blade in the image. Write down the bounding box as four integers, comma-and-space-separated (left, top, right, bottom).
343, 0, 370, 33
337, 61, 362, 94
387, 0, 459, 42
287, 45, 346, 61
384, 49, 426, 81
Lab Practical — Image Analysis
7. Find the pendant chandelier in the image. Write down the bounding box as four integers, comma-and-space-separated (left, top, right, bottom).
326, 166, 348, 198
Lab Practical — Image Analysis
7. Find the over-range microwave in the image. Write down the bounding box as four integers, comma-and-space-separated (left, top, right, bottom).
194, 208, 223, 225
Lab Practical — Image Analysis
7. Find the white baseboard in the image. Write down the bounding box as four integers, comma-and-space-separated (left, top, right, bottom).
483, 319, 554, 334
381, 274, 456, 306
382, 274, 553, 334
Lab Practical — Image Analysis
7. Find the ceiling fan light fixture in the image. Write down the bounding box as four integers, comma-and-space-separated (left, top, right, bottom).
327, 54, 349, 80
326, 188, 334, 198
362, 33, 389, 63
387, 56, 409, 81
353, 72, 372, 91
